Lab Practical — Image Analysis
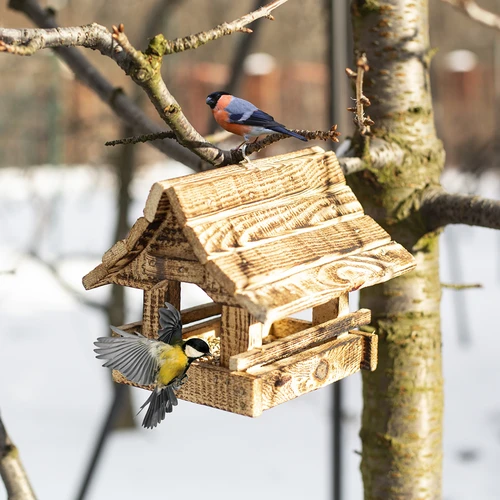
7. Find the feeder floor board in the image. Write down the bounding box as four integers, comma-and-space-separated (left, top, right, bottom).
110, 317, 377, 417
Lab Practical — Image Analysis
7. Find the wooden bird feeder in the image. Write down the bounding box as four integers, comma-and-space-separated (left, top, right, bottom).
83, 146, 415, 417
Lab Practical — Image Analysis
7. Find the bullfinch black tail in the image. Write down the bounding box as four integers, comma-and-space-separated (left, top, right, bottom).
139, 386, 178, 429
267, 125, 307, 141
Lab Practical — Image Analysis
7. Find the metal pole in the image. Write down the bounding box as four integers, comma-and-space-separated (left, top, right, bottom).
74, 385, 129, 500
327, 0, 351, 149
326, 1, 351, 499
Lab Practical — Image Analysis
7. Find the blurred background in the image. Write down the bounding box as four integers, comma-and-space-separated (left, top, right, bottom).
1, 1, 500, 499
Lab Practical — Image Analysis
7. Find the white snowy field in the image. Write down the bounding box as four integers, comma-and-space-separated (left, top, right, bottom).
0, 162, 499, 500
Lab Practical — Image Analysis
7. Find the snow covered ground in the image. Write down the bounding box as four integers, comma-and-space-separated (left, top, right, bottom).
0, 163, 499, 500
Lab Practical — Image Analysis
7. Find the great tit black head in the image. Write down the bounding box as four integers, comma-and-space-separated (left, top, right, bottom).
183, 337, 211, 359
206, 91, 230, 109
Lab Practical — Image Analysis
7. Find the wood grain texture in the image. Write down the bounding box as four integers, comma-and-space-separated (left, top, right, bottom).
181, 302, 222, 325
84, 146, 415, 329
166, 148, 342, 225
354, 330, 378, 371
182, 316, 221, 339
312, 292, 350, 325
183, 185, 362, 256
113, 362, 261, 417
206, 215, 391, 295
143, 288, 164, 339
83, 194, 193, 290
236, 241, 416, 323
219, 305, 263, 368
109, 319, 377, 417
229, 309, 371, 372
269, 318, 312, 339
257, 330, 377, 411
176, 362, 262, 417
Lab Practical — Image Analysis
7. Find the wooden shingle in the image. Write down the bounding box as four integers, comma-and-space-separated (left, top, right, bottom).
84, 146, 416, 416
84, 146, 415, 324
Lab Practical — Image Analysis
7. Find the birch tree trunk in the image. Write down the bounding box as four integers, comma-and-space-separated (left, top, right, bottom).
350, 0, 445, 498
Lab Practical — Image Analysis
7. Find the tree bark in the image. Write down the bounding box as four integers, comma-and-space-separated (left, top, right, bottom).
0, 415, 36, 500
350, 0, 445, 498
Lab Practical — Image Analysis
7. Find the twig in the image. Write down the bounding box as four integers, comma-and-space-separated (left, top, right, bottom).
421, 187, 500, 230
161, 0, 289, 54
2, 0, 198, 168
346, 53, 373, 136
106, 126, 341, 153
243, 126, 340, 156
0, 413, 36, 500
1, 0, 292, 169
105, 131, 176, 146
441, 282, 483, 290
441, 0, 500, 31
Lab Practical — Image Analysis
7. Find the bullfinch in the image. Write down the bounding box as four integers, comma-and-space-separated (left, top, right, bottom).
206, 91, 307, 145
94, 302, 211, 429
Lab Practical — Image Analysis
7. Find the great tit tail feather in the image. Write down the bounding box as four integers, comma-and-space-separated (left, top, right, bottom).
140, 385, 178, 429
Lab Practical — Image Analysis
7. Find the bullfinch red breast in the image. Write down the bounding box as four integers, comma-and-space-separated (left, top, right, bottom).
206, 91, 307, 144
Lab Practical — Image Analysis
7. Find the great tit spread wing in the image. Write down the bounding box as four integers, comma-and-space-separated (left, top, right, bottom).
94, 328, 163, 385
158, 302, 183, 345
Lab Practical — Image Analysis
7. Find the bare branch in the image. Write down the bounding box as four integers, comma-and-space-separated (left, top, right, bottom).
421, 187, 500, 230
105, 131, 176, 146
106, 125, 340, 153
336, 139, 404, 176
338, 156, 366, 175
243, 126, 340, 155
161, 0, 290, 54
0, 413, 36, 500
2, 0, 199, 168
346, 53, 374, 136
441, 282, 483, 290
1, 0, 292, 169
441, 0, 500, 31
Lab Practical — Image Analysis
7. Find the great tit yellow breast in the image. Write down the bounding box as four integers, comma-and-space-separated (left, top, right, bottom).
157, 344, 188, 387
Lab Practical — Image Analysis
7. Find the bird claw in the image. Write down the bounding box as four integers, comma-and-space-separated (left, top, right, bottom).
172, 374, 188, 390
240, 144, 257, 169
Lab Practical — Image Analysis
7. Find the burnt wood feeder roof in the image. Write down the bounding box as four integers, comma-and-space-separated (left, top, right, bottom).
83, 147, 415, 325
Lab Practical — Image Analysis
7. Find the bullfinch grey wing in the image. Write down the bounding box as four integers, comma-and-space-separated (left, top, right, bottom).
94, 326, 163, 385
226, 98, 306, 141
158, 302, 183, 344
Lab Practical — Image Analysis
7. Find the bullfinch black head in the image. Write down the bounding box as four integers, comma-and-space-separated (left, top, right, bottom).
206, 91, 230, 109
183, 337, 211, 359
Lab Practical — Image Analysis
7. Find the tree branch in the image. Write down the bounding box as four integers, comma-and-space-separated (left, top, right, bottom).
105, 126, 340, 151
346, 53, 373, 136
2, 0, 199, 168
338, 156, 366, 175
441, 0, 500, 31
160, 0, 289, 54
1, 0, 292, 169
0, 413, 36, 500
421, 187, 500, 230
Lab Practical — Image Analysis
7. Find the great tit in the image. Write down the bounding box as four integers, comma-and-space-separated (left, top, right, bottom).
94, 302, 211, 429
